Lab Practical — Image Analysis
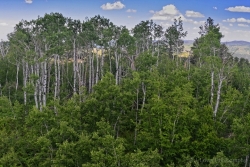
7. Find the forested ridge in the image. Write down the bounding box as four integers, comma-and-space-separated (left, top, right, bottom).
1, 13, 250, 166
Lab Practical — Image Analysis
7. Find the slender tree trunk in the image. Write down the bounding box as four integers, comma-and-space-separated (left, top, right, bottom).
245, 155, 249, 167
23, 61, 28, 106
210, 70, 214, 108
96, 53, 99, 84
84, 60, 87, 87
42, 61, 47, 108
101, 47, 104, 78
34, 62, 39, 109
88, 52, 92, 93
47, 62, 51, 95
141, 82, 146, 112
15, 64, 19, 91
91, 51, 95, 89
57, 55, 60, 98
115, 50, 119, 85
214, 72, 225, 118
171, 113, 179, 143
134, 88, 139, 145
54, 54, 58, 99
118, 53, 122, 84
39, 63, 42, 111
73, 39, 77, 94
109, 48, 112, 73
157, 41, 160, 67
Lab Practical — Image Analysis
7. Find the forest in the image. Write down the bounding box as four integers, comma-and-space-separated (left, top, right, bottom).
0, 12, 250, 166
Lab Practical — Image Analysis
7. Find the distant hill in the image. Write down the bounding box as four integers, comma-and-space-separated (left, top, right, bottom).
223, 41, 250, 46
183, 40, 250, 60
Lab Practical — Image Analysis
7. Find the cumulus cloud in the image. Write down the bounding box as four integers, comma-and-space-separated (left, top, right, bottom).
25, 0, 33, 4
185, 10, 204, 18
0, 22, 8, 26
238, 23, 249, 27
101, 1, 125, 10
225, 6, 250, 12
223, 17, 250, 24
229, 24, 233, 26
213, 7, 217, 10
151, 4, 180, 20
150, 4, 203, 25
150, 4, 195, 23
126, 9, 136, 13
223, 18, 237, 23
157, 4, 179, 15
237, 18, 250, 23
193, 20, 206, 25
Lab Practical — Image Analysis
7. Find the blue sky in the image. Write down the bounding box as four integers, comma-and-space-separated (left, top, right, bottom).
1, 0, 250, 41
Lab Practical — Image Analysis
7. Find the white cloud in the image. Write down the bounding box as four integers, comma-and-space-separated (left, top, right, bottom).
151, 4, 180, 20
193, 27, 199, 30
159, 22, 171, 28
238, 23, 249, 27
150, 4, 194, 23
225, 6, 250, 12
185, 10, 204, 18
128, 16, 132, 18
223, 17, 250, 24
25, 0, 33, 4
213, 7, 217, 10
149, 10, 155, 14
237, 17, 250, 23
223, 18, 237, 23
0, 22, 8, 26
150, 4, 204, 25
101, 1, 125, 10
193, 20, 206, 25
229, 24, 233, 26
157, 4, 179, 15
221, 26, 229, 30
126, 9, 136, 13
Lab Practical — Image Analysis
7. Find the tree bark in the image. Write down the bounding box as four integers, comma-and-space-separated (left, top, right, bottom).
42, 61, 47, 108
210, 70, 214, 109
73, 39, 77, 94
54, 54, 58, 99
213, 72, 225, 118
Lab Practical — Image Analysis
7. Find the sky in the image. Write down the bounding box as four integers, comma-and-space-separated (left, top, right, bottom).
1, 0, 250, 42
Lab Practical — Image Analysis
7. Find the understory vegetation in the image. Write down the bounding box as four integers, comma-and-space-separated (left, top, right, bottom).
1, 13, 250, 166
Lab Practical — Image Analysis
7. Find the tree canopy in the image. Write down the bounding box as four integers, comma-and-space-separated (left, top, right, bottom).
0, 13, 249, 166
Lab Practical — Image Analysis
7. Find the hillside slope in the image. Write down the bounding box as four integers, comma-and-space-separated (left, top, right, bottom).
184, 40, 250, 60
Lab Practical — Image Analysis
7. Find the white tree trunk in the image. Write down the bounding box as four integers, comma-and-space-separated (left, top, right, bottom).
96, 52, 99, 84
115, 50, 119, 85
15, 64, 20, 91
101, 47, 104, 77
88, 52, 92, 93
73, 39, 77, 94
210, 70, 214, 108
22, 61, 28, 106
91, 52, 95, 89
157, 42, 160, 67
42, 61, 47, 108
54, 54, 58, 99
57, 55, 61, 98
34, 62, 39, 109
214, 72, 225, 118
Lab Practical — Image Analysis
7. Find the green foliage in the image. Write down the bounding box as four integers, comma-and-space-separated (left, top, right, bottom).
1, 14, 250, 166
